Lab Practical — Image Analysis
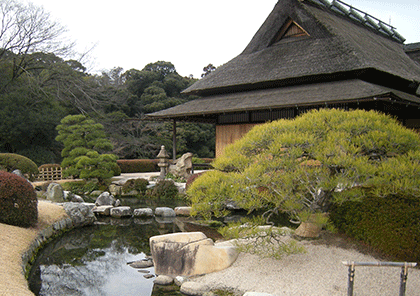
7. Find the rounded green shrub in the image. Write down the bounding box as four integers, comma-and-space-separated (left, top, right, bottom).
187, 109, 420, 258
0, 153, 39, 181
0, 171, 38, 227
148, 179, 179, 199
122, 178, 149, 196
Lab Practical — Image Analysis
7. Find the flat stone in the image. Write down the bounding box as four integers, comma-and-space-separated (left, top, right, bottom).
174, 206, 192, 216
133, 208, 154, 217
155, 207, 176, 217
180, 282, 209, 296
92, 205, 113, 216
153, 275, 174, 285
110, 206, 132, 218
128, 259, 153, 269
144, 274, 155, 279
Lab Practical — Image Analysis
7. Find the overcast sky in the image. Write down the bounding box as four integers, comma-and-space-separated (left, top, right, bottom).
28, 0, 420, 78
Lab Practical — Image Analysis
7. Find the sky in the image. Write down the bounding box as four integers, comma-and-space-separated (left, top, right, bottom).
27, 0, 420, 78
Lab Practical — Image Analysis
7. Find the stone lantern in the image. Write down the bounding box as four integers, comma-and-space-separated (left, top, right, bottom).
156, 145, 170, 179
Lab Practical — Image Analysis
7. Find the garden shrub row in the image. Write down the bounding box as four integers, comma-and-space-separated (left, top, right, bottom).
117, 159, 159, 173
330, 192, 420, 262
0, 153, 39, 181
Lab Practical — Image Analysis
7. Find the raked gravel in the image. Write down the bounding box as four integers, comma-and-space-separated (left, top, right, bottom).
192, 240, 420, 296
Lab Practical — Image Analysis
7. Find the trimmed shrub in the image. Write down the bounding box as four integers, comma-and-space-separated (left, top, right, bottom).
0, 171, 38, 227
330, 192, 420, 262
188, 109, 420, 222
117, 159, 159, 173
122, 178, 149, 196
0, 153, 39, 181
147, 179, 179, 199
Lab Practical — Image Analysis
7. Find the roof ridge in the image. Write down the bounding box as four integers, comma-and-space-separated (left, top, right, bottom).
305, 0, 405, 43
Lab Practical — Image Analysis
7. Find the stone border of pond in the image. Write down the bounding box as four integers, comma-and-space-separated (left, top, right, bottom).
0, 201, 73, 296
21, 202, 97, 280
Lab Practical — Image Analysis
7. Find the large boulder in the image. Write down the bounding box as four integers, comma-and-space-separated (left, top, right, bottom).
95, 192, 118, 206
62, 202, 96, 227
168, 152, 193, 180
150, 232, 239, 277
45, 183, 65, 202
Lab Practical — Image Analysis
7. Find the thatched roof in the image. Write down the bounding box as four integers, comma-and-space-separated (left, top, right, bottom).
145, 79, 420, 121
405, 42, 420, 65
146, 0, 420, 121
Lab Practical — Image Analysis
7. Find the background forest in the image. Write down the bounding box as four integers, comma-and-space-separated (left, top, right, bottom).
0, 0, 215, 166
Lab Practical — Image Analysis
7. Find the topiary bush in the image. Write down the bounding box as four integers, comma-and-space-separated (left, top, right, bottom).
188, 109, 420, 221
0, 153, 39, 181
187, 109, 420, 258
0, 171, 38, 227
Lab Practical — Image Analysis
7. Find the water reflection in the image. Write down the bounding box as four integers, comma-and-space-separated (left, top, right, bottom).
28, 216, 183, 296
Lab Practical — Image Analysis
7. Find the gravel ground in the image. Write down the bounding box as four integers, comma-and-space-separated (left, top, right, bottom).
193, 234, 420, 296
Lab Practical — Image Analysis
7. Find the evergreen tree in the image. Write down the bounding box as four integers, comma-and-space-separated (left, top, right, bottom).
56, 115, 119, 184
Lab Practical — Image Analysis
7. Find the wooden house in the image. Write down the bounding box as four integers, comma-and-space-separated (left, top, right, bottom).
145, 0, 420, 157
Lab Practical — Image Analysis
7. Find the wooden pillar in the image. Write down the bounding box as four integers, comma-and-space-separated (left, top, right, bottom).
172, 119, 177, 160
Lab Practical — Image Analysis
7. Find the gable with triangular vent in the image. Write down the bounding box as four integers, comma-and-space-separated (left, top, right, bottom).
270, 18, 309, 45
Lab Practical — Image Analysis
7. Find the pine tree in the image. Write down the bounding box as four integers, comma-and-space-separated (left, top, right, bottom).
56, 115, 119, 184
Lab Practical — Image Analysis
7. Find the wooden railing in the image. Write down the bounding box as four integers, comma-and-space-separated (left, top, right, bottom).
37, 166, 63, 181
342, 261, 417, 296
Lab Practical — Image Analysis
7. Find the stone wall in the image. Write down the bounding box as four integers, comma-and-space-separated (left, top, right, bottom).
21, 202, 96, 276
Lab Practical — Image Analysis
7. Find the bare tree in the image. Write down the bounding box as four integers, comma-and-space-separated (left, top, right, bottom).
0, 0, 75, 80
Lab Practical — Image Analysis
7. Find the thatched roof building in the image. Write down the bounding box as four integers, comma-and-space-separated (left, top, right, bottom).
146, 0, 420, 156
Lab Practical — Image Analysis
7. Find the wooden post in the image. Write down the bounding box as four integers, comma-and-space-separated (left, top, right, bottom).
342, 261, 417, 296
173, 119, 177, 160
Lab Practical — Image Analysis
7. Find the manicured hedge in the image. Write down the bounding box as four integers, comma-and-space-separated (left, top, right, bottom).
117, 159, 159, 173
0, 171, 38, 227
0, 153, 39, 181
330, 192, 420, 262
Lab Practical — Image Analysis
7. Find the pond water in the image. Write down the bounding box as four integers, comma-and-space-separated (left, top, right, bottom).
28, 198, 192, 296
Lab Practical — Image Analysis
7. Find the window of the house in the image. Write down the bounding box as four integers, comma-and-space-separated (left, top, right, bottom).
270, 18, 309, 45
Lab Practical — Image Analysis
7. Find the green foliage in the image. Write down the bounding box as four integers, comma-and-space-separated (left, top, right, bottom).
0, 171, 38, 227
122, 178, 149, 196
147, 179, 180, 199
219, 218, 305, 259
61, 180, 102, 197
56, 115, 119, 183
188, 170, 238, 219
0, 153, 39, 181
117, 159, 159, 173
188, 109, 420, 226
330, 189, 420, 261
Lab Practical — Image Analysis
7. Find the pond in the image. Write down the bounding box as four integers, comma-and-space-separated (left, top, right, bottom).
28, 198, 199, 296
